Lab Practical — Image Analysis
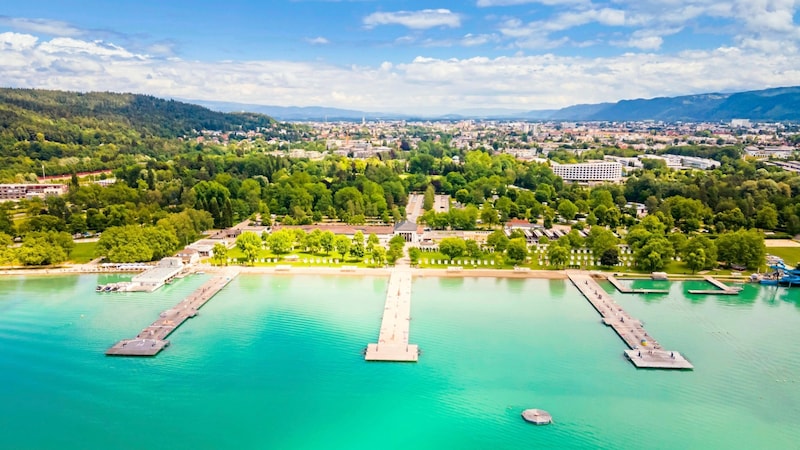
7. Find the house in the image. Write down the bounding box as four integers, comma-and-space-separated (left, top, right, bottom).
393, 221, 420, 243
175, 247, 200, 265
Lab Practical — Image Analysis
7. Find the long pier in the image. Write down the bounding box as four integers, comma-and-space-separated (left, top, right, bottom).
568, 272, 693, 369
365, 267, 418, 362
607, 275, 669, 294
106, 269, 240, 356
688, 276, 742, 295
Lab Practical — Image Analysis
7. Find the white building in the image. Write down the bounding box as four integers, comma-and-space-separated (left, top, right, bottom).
131, 257, 185, 292
730, 119, 751, 128
745, 146, 794, 160
551, 161, 622, 182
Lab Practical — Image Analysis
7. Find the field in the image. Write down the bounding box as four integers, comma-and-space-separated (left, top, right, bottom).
68, 241, 98, 264
765, 247, 800, 266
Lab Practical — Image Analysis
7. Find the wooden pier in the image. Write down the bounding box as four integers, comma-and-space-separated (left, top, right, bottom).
106, 269, 239, 356
687, 276, 742, 295
607, 275, 669, 294
365, 267, 418, 362
568, 272, 693, 369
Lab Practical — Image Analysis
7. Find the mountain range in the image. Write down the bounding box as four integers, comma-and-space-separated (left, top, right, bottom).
189, 86, 800, 122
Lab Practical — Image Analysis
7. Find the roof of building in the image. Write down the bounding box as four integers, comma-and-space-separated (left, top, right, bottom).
394, 220, 419, 232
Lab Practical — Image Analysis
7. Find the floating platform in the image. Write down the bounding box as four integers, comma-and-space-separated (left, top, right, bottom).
607, 275, 669, 294
568, 272, 693, 370
521, 409, 552, 425
688, 276, 742, 295
365, 267, 418, 362
106, 269, 239, 356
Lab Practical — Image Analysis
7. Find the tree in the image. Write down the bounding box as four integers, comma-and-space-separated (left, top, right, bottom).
586, 226, 618, 256
320, 230, 335, 255
438, 237, 466, 260
366, 233, 380, 253
211, 242, 228, 266
236, 231, 262, 265
755, 205, 778, 230
558, 199, 578, 221
465, 239, 482, 258
267, 229, 293, 256
684, 249, 706, 274
506, 237, 528, 264
600, 248, 619, 267
633, 235, 674, 272
486, 229, 509, 252
547, 242, 569, 269
683, 235, 717, 271
305, 229, 322, 254
350, 231, 365, 259
408, 247, 421, 265
480, 202, 499, 225
716, 229, 765, 270
335, 235, 351, 260
372, 246, 387, 266
423, 184, 435, 210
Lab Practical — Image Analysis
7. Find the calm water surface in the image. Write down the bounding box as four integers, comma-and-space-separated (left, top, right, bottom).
0, 274, 798, 449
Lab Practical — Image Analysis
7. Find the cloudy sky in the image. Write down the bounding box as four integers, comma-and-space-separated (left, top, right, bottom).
1, 0, 799, 114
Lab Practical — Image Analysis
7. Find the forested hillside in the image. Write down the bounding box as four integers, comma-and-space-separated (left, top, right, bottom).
0, 88, 291, 181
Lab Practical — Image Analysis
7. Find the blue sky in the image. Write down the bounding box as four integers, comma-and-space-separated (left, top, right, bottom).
1, 0, 799, 114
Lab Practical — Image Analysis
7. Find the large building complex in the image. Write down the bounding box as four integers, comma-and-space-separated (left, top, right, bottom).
0, 184, 68, 201
551, 161, 622, 182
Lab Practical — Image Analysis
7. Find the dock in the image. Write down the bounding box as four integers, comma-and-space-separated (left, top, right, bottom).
365, 267, 418, 362
106, 269, 239, 356
568, 272, 693, 369
607, 275, 669, 294
688, 276, 742, 295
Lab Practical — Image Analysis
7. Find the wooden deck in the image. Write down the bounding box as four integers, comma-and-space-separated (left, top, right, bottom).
688, 276, 743, 295
607, 275, 669, 294
365, 267, 418, 362
568, 272, 693, 370
106, 269, 240, 356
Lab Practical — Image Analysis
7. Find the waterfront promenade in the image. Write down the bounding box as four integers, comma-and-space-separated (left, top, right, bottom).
365, 266, 418, 362
568, 272, 693, 369
106, 269, 240, 356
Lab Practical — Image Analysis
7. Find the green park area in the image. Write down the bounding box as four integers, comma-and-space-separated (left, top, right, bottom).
68, 241, 98, 264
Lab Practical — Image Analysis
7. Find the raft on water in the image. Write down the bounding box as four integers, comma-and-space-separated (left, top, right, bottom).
521, 409, 552, 425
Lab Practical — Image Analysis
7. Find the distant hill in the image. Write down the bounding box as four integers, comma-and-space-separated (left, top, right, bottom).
194, 86, 800, 122
189, 100, 397, 121
536, 87, 800, 122
0, 88, 276, 142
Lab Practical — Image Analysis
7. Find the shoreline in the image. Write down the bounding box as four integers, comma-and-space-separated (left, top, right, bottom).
0, 264, 751, 282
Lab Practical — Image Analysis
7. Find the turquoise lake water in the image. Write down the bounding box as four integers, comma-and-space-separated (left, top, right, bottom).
1, 274, 799, 449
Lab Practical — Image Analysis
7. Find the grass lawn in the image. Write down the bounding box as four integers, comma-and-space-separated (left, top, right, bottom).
69, 241, 98, 264
223, 247, 381, 268
765, 247, 800, 266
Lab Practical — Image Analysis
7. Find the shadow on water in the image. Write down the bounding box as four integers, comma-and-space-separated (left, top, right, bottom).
548, 279, 566, 298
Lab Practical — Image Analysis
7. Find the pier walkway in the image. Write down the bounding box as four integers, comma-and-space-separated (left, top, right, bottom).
568, 272, 693, 369
106, 269, 240, 356
688, 276, 742, 295
365, 266, 418, 362
607, 275, 669, 294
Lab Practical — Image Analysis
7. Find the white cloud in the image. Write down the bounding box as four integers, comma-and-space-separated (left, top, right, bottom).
0, 31, 39, 51
3, 34, 800, 114
305, 36, 330, 45
477, 0, 588, 6
363, 9, 461, 29
37, 37, 139, 58
0, 16, 84, 37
